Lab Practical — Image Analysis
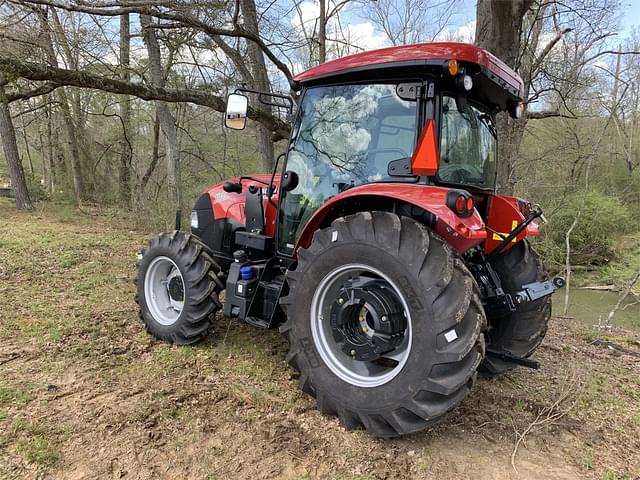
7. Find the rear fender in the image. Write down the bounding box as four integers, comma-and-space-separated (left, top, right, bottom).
483, 195, 541, 255
294, 183, 487, 254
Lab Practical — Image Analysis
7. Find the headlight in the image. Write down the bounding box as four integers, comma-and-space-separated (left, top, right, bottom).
190, 211, 199, 229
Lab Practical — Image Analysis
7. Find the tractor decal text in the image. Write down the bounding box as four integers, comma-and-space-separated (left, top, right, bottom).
397, 276, 424, 311
300, 337, 320, 368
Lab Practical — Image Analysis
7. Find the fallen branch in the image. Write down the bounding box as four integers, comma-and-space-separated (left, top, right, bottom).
590, 339, 640, 358
605, 270, 640, 326
511, 374, 581, 473
582, 285, 616, 291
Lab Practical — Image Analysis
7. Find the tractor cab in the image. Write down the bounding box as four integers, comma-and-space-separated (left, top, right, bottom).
136, 42, 564, 438
223, 43, 527, 257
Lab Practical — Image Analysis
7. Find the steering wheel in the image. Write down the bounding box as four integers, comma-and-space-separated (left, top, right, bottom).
367, 148, 410, 160
438, 163, 483, 183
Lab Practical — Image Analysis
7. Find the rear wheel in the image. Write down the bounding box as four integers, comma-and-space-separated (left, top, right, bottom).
281, 212, 486, 437
481, 240, 551, 375
135, 231, 223, 345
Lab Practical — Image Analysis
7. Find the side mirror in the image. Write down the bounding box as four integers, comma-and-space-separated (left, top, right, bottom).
225, 93, 248, 130
281, 170, 299, 192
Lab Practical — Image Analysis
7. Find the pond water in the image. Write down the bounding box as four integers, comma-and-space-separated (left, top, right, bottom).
552, 288, 640, 331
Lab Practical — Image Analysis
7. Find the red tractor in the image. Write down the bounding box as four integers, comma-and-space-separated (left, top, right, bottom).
136, 42, 564, 437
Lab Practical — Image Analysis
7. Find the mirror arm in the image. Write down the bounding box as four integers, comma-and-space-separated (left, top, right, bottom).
233, 87, 294, 114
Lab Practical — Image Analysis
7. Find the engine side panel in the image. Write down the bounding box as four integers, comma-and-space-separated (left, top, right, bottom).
193, 174, 280, 268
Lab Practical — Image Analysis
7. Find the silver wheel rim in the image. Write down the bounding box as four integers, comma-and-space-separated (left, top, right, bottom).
310, 263, 412, 388
144, 256, 185, 326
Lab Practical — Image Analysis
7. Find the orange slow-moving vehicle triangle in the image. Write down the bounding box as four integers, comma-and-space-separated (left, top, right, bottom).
411, 119, 439, 176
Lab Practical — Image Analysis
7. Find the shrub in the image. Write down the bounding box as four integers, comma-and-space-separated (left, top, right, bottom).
540, 191, 635, 266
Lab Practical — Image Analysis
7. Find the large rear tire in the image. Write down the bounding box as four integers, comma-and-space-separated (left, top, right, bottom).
280, 212, 486, 437
135, 231, 223, 345
481, 240, 551, 376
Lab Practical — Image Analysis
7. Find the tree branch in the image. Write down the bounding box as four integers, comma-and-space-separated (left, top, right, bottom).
526, 110, 577, 120
0, 55, 290, 140
10, 0, 297, 87
6, 82, 60, 102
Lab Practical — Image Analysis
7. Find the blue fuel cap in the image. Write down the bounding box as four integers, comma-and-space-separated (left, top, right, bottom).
240, 266, 254, 280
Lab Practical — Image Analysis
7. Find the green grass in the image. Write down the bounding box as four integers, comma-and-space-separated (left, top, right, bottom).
8, 417, 61, 467
15, 435, 60, 466
0, 383, 32, 407
603, 467, 628, 480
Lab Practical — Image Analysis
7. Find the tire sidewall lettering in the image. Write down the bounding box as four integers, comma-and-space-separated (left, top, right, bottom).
397, 275, 424, 311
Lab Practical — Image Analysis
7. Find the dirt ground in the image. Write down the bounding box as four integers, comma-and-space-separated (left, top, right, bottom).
1, 200, 639, 480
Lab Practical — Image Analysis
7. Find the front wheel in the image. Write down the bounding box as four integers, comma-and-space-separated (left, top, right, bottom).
280, 212, 486, 437
135, 231, 223, 345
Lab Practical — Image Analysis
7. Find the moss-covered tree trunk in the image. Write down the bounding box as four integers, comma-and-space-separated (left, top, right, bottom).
0, 74, 32, 210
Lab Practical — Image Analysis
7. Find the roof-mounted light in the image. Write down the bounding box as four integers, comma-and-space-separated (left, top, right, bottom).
455, 74, 473, 91
447, 59, 459, 76
463, 74, 473, 91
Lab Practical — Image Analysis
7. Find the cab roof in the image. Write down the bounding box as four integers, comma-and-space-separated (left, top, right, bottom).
293, 42, 524, 101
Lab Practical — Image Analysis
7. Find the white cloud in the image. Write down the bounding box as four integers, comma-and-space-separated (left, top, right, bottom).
343, 21, 389, 52
436, 20, 476, 43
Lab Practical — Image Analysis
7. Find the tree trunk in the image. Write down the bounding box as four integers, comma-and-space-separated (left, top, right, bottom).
139, 114, 161, 201
0, 75, 32, 210
240, 0, 275, 173
475, 0, 533, 194
118, 13, 133, 207
141, 14, 181, 210
38, 7, 85, 201
318, 0, 327, 64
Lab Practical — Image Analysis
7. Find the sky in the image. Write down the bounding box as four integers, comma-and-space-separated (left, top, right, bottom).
621, 0, 640, 34
327, 0, 639, 54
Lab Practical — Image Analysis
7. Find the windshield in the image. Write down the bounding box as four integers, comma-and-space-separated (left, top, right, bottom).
438, 96, 497, 189
278, 83, 418, 253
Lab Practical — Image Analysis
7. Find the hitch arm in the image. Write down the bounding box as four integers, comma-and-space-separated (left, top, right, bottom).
515, 277, 566, 304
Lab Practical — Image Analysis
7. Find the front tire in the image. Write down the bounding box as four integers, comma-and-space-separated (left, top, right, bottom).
280, 212, 486, 437
135, 231, 223, 345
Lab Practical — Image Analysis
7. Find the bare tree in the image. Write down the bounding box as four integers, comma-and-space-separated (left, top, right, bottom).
362, 0, 461, 46
141, 13, 182, 210
38, 6, 86, 201
118, 13, 133, 207
474, 0, 640, 195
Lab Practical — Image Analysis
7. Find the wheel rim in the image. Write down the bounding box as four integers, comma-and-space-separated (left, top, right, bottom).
310, 263, 412, 388
144, 256, 185, 326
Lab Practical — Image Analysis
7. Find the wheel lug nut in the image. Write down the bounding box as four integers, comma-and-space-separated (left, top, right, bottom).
381, 315, 388, 323
350, 349, 356, 356
338, 298, 344, 304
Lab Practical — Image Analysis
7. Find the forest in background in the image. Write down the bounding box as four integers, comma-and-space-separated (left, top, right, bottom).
0, 0, 638, 297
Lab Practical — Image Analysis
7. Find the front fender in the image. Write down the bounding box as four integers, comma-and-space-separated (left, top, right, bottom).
294, 183, 487, 254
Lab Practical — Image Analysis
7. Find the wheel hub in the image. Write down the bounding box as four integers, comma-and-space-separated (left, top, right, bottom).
168, 275, 184, 302
330, 278, 406, 361
144, 256, 185, 326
